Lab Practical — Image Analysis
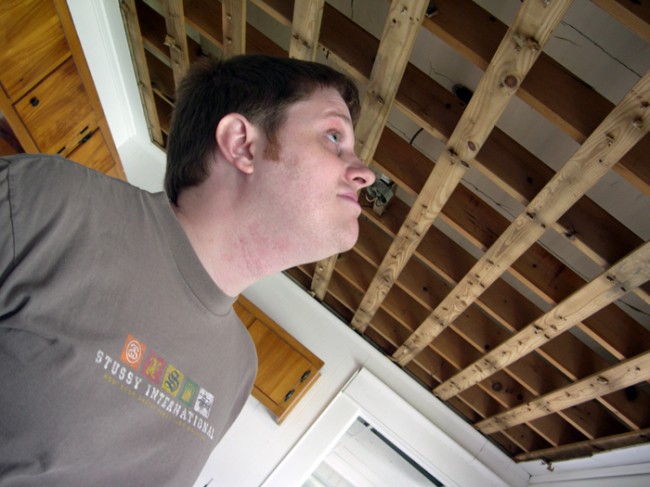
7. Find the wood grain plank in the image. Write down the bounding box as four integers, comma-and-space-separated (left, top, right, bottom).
477, 350, 650, 435
161, 0, 189, 86
310, 0, 428, 300
426, 0, 650, 196
120, 0, 164, 145
392, 69, 650, 366
289, 0, 323, 60
222, 0, 246, 58
350, 0, 572, 332
592, 0, 650, 43
435, 240, 650, 400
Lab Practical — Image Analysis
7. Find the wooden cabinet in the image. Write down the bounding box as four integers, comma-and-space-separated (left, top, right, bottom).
234, 296, 324, 423
0, 0, 125, 179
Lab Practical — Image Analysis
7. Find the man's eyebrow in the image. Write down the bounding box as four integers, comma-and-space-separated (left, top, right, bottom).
322, 110, 352, 124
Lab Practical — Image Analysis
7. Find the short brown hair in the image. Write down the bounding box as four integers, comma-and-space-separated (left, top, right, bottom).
164, 54, 360, 204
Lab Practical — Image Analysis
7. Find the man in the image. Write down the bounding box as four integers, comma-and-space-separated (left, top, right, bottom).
0, 55, 374, 485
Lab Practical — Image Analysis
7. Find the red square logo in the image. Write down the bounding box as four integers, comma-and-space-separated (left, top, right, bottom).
142, 351, 166, 384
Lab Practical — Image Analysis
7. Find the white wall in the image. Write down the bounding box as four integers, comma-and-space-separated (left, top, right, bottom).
66, 2, 650, 486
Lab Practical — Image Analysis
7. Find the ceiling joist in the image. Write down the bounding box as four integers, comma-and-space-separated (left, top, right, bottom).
288, 0, 323, 60
310, 0, 429, 299
123, 0, 650, 463
435, 240, 650, 400
477, 349, 650, 434
393, 68, 650, 366
350, 0, 573, 333
221, 0, 246, 58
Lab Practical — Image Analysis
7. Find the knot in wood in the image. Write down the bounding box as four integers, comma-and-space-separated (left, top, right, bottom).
503, 75, 518, 89
467, 140, 477, 151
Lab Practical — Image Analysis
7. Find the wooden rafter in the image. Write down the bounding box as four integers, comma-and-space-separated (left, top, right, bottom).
435, 240, 650, 400
221, 0, 246, 58
425, 0, 650, 197
477, 350, 650, 435
122, 0, 650, 462
591, 0, 650, 43
393, 68, 650, 365
161, 0, 189, 86
514, 427, 650, 463
310, 0, 429, 300
288, 0, 324, 60
119, 0, 164, 146
349, 0, 573, 332
304, 1, 650, 313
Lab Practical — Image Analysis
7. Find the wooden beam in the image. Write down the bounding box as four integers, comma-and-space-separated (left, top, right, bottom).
309, 255, 337, 300
161, 0, 189, 87
358, 186, 649, 431
424, 0, 650, 197
310, 0, 429, 300
348, 0, 572, 332
514, 427, 650, 463
289, 0, 324, 60
591, 0, 650, 43
119, 0, 164, 146
221, 0, 246, 58
477, 350, 650, 435
392, 68, 650, 365
434, 240, 650, 400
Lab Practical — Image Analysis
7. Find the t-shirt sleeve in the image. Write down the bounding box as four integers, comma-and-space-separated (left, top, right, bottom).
0, 157, 16, 281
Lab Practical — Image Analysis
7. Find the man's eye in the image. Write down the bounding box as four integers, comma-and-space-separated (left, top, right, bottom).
326, 132, 340, 144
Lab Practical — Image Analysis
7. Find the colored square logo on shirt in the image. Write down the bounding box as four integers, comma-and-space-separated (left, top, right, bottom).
120, 334, 146, 371
143, 351, 166, 384
162, 364, 184, 397
180, 379, 199, 407
194, 388, 214, 419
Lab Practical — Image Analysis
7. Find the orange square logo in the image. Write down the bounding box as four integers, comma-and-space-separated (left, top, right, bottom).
120, 334, 147, 370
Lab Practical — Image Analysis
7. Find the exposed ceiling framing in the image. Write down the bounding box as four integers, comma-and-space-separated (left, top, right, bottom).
119, 0, 650, 465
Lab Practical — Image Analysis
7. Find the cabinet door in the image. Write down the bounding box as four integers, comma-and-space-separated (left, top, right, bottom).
0, 0, 70, 99
67, 130, 115, 175
14, 58, 97, 155
247, 319, 314, 407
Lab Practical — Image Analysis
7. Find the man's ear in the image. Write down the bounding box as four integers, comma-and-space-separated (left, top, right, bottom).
215, 113, 259, 175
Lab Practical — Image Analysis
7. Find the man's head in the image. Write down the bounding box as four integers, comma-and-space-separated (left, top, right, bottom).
165, 54, 361, 204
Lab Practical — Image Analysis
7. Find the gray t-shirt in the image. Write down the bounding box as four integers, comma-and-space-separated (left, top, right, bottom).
0, 155, 257, 486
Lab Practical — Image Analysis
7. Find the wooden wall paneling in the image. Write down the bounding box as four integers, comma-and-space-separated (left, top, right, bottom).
0, 0, 70, 100
54, 0, 124, 177
14, 57, 97, 155
0, 90, 38, 153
